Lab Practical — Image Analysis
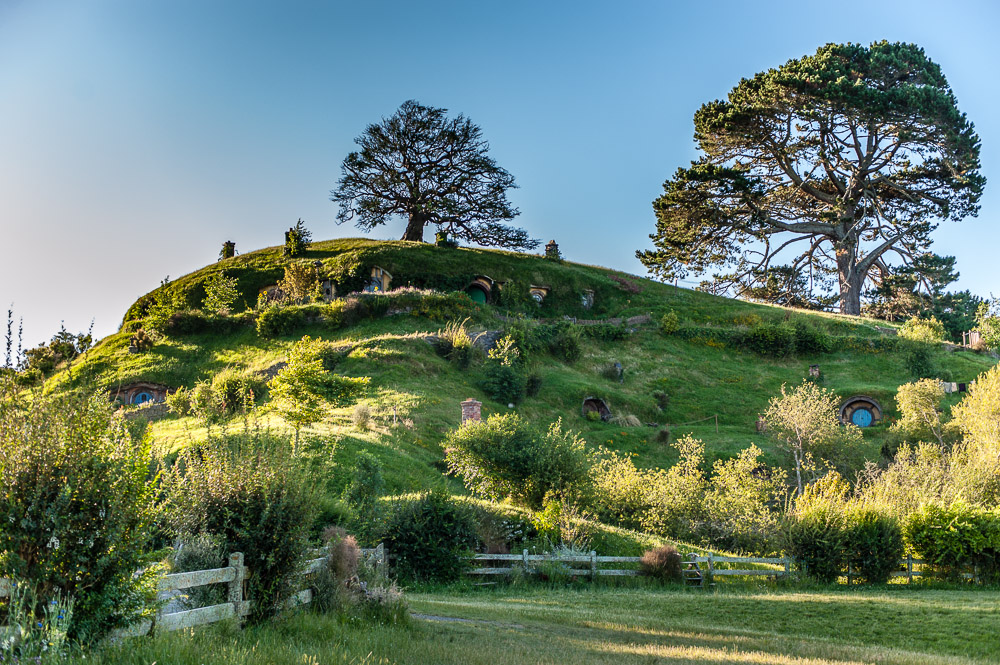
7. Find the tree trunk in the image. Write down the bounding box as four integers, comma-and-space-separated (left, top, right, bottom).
836, 241, 864, 316
401, 213, 426, 242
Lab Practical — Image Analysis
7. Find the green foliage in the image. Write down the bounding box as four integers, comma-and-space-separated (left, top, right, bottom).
211, 367, 265, 414
382, 491, 478, 583
782, 475, 850, 583
903, 502, 1000, 577
145, 281, 186, 335
975, 298, 1000, 350
899, 316, 947, 344
638, 545, 683, 584
256, 303, 306, 337
548, 321, 582, 363
332, 100, 536, 250
343, 451, 386, 545
165, 431, 318, 623
702, 444, 788, 554
0, 583, 74, 663
168, 534, 226, 609
843, 508, 904, 585
445, 414, 593, 510
900, 339, 937, 379
659, 310, 679, 335
638, 41, 983, 316
203, 272, 240, 315
283, 219, 312, 257
741, 322, 796, 357
310, 527, 360, 614
165, 385, 192, 416
279, 262, 320, 304
792, 321, 833, 354
763, 381, 863, 494
0, 384, 159, 643
480, 335, 526, 403
891, 378, 949, 445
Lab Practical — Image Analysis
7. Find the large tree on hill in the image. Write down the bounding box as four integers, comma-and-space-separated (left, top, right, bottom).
638, 41, 984, 315
332, 100, 538, 250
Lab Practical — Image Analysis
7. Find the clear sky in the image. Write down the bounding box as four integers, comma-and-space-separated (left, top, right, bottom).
1, 0, 998, 350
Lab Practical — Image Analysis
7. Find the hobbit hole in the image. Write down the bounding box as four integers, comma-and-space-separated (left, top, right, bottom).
839, 396, 883, 428
365, 266, 392, 293
581, 397, 612, 422
464, 276, 495, 304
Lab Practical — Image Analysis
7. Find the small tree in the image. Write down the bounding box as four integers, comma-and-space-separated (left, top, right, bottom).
202, 272, 239, 315
892, 378, 947, 445
332, 100, 537, 250
279, 262, 319, 304
763, 381, 862, 494
269, 336, 327, 452
975, 298, 1000, 350
283, 219, 312, 257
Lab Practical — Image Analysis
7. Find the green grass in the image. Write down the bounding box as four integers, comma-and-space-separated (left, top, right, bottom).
80, 585, 1000, 664
41, 238, 998, 492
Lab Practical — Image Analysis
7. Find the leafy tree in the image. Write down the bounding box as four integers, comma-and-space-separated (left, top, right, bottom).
332, 100, 538, 250
279, 262, 319, 304
202, 272, 239, 315
283, 219, 312, 257
892, 378, 948, 446
638, 42, 984, 315
734, 264, 837, 310
763, 381, 863, 494
975, 298, 1000, 350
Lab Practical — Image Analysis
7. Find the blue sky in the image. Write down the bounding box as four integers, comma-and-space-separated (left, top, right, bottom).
1, 0, 998, 349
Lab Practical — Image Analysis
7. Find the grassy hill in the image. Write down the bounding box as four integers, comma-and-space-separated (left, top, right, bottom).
46, 238, 997, 499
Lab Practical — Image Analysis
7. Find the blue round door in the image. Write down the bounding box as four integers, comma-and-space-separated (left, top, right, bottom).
851, 407, 873, 427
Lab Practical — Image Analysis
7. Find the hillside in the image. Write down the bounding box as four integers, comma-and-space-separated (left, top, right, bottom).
47, 238, 997, 497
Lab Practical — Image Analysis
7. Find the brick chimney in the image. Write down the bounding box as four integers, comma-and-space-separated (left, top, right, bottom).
461, 398, 482, 425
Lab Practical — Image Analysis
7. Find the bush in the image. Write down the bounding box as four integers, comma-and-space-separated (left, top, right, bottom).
165, 385, 192, 416
903, 502, 1000, 578
639, 545, 683, 584
583, 323, 629, 341
165, 432, 318, 623
740, 322, 796, 357
843, 508, 904, 584
480, 335, 526, 404
382, 491, 478, 583
129, 328, 154, 352
343, 451, 386, 545
659, 311, 679, 335
0, 385, 159, 643
549, 322, 582, 363
899, 316, 947, 344
782, 475, 850, 583
445, 414, 594, 510
168, 534, 226, 609
352, 403, 372, 430
311, 526, 361, 614
203, 272, 240, 315
256, 304, 306, 337
792, 321, 833, 354
211, 367, 265, 414
900, 340, 937, 379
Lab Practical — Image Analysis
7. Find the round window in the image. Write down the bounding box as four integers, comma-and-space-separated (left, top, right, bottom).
851, 407, 873, 428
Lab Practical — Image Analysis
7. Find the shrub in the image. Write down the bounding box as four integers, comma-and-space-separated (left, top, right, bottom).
311, 526, 361, 614
0, 385, 159, 643
903, 502, 1000, 577
792, 321, 833, 354
203, 272, 240, 315
639, 545, 683, 584
899, 316, 947, 344
165, 385, 192, 416
549, 322, 582, 363
640, 436, 708, 540
892, 379, 948, 445
740, 322, 796, 357
280, 262, 320, 303
526, 372, 543, 397
782, 475, 849, 583
480, 336, 526, 404
659, 311, 679, 335
900, 339, 937, 379
165, 432, 318, 623
211, 367, 265, 414
352, 403, 372, 429
168, 534, 226, 609
444, 414, 594, 510
283, 219, 312, 257
382, 491, 478, 583
583, 323, 629, 341
129, 328, 154, 352
343, 451, 386, 545
843, 508, 904, 584
256, 304, 306, 337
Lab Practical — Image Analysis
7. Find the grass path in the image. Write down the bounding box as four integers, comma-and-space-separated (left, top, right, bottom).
82, 586, 1000, 665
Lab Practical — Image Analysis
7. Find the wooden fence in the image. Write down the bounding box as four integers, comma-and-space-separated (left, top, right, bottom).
470, 550, 953, 583
0, 545, 386, 639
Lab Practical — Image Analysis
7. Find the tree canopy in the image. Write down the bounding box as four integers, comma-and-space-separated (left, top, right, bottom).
638, 41, 984, 315
332, 100, 538, 251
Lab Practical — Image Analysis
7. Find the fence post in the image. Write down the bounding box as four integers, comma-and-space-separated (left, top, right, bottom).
847, 561, 853, 585
590, 550, 597, 579
228, 552, 245, 620
523, 549, 529, 570
784, 556, 790, 577
907, 553, 913, 584
375, 543, 386, 573
707, 552, 714, 577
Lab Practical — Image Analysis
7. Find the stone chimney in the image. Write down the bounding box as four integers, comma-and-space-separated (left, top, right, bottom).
461, 398, 482, 425
809, 364, 820, 378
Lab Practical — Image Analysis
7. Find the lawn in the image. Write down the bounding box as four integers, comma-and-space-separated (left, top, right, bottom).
83, 585, 1000, 664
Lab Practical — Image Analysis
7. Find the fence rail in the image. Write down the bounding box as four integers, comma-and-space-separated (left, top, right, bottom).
0, 545, 386, 639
